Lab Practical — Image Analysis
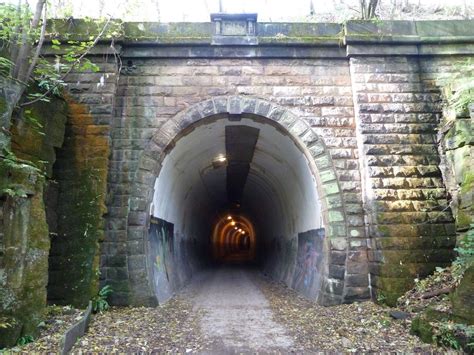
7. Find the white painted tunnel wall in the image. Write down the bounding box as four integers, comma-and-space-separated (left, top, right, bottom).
149, 116, 323, 295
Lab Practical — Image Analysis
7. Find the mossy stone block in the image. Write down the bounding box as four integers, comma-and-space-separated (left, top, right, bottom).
451, 265, 474, 325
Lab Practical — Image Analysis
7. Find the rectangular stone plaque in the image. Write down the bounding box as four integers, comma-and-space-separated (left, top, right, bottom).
222, 21, 247, 36
211, 13, 258, 45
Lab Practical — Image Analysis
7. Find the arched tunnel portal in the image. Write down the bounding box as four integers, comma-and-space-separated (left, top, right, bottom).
128, 97, 350, 305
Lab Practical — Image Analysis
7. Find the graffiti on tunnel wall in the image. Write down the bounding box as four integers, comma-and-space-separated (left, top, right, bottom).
148, 217, 175, 303
291, 228, 325, 299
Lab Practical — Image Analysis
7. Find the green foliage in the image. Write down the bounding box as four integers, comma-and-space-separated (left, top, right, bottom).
0, 317, 12, 329
437, 59, 474, 113
26, 42, 100, 104
452, 225, 474, 281
0, 149, 42, 199
16, 335, 34, 346
432, 322, 474, 350
434, 322, 460, 349
376, 291, 386, 304
0, 57, 14, 78
1, 187, 27, 198
22, 108, 45, 135
455, 225, 474, 261
92, 285, 113, 313
0, 2, 106, 108
0, 3, 36, 47
1, 149, 41, 173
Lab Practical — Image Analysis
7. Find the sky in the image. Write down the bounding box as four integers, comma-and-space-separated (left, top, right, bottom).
5, 0, 473, 22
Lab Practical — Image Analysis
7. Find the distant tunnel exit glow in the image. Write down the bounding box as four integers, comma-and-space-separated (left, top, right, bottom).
212, 214, 256, 263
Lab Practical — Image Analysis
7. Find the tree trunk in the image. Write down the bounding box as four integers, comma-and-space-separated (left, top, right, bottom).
360, 0, 378, 19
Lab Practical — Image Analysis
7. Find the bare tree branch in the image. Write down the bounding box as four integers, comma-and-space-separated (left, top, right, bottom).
25, 1, 47, 84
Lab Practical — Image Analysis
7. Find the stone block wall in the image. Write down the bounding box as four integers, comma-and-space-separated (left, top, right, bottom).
47, 52, 118, 307
105, 57, 369, 305
350, 56, 456, 305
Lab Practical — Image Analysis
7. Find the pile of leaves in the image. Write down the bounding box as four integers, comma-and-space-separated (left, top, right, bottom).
397, 264, 474, 351
397, 266, 458, 314
257, 276, 436, 353
9, 305, 83, 352
72, 296, 207, 353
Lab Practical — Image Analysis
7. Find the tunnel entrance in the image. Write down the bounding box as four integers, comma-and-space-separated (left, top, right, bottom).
147, 112, 327, 303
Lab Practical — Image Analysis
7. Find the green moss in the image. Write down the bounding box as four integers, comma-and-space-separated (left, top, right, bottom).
373, 277, 415, 306
11, 96, 67, 178
451, 266, 474, 324
122, 22, 211, 41
411, 313, 436, 344
49, 168, 103, 307
457, 210, 473, 231
48, 19, 123, 41
44, 98, 111, 307
460, 172, 474, 196
0, 176, 49, 346
0, 93, 69, 347
411, 308, 469, 348
0, 97, 7, 115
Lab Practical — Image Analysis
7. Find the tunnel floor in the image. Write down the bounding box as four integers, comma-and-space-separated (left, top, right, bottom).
66, 266, 437, 353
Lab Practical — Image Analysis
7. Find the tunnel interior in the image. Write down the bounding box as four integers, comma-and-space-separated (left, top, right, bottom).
148, 115, 326, 303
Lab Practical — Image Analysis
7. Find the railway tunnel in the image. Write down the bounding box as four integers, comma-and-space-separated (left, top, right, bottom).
146, 112, 326, 303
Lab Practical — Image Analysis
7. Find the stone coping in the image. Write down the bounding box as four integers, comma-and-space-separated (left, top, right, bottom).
43, 19, 474, 57
344, 20, 474, 44
47, 19, 474, 44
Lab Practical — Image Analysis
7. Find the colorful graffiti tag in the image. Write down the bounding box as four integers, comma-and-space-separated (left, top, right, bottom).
291, 228, 325, 299
148, 217, 175, 303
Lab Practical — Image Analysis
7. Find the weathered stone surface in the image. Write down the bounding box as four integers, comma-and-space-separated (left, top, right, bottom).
0, 92, 70, 347
451, 265, 474, 324
47, 61, 116, 308
350, 55, 457, 305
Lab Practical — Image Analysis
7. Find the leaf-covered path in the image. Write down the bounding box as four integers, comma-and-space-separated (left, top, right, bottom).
71, 266, 439, 353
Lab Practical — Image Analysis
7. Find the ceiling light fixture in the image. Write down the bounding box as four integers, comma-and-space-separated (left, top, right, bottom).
212, 154, 227, 168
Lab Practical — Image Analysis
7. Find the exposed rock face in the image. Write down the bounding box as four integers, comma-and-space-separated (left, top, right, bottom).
442, 104, 474, 325
0, 98, 67, 347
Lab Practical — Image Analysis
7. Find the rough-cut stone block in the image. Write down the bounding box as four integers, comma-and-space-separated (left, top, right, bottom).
329, 265, 346, 280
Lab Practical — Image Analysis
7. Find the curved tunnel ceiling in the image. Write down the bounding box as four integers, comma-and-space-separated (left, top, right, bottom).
149, 115, 323, 261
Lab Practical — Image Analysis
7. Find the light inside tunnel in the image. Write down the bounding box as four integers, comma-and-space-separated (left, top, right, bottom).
212, 213, 256, 263
148, 115, 324, 303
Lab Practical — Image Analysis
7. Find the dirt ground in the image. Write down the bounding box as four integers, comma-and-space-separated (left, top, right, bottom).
64, 266, 441, 353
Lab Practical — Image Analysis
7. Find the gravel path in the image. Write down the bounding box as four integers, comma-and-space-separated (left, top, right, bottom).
186, 266, 294, 353
65, 266, 441, 353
